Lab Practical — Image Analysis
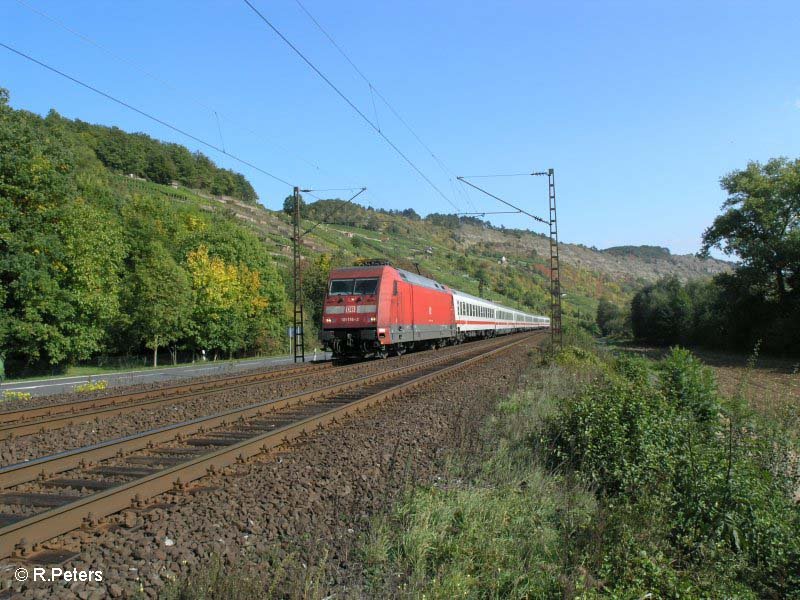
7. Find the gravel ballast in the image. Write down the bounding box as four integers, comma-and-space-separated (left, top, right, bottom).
1, 337, 542, 599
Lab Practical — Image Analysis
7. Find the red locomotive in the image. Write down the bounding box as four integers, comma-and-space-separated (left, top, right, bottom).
320, 261, 549, 358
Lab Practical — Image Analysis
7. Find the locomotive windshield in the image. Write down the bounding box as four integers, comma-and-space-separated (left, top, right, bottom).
353, 278, 378, 295
329, 279, 354, 295
328, 278, 379, 296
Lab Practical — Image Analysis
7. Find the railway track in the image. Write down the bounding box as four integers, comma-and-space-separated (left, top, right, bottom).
0, 332, 539, 561
0, 361, 334, 440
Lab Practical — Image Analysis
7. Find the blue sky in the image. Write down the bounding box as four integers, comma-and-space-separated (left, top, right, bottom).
2, 0, 799, 255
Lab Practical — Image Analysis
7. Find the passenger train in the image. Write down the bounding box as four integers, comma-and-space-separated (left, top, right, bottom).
320, 261, 549, 358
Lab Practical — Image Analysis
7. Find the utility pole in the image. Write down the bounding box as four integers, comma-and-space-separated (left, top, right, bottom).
292, 186, 305, 363
291, 186, 366, 363
457, 169, 564, 354
547, 169, 563, 352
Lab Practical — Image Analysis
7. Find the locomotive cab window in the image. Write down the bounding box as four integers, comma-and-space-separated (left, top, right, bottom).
329, 279, 354, 295
353, 278, 379, 295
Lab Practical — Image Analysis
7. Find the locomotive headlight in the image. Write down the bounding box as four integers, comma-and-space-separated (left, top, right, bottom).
369, 316, 377, 322
324, 317, 333, 324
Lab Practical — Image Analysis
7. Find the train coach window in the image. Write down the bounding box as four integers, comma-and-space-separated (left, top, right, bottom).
354, 278, 379, 295
329, 279, 354, 295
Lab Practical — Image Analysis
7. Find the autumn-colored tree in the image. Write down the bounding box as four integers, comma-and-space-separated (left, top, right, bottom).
185, 245, 271, 359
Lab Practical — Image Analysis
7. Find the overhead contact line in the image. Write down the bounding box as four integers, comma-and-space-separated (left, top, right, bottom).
457, 176, 548, 225
13, 0, 338, 180
0, 42, 297, 188
242, 0, 462, 213
291, 0, 475, 211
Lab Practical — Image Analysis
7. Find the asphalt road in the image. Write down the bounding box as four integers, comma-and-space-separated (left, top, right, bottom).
0, 351, 332, 397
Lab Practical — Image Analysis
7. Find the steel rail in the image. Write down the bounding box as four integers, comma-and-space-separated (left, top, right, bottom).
0, 335, 528, 490
0, 362, 334, 439
0, 333, 539, 559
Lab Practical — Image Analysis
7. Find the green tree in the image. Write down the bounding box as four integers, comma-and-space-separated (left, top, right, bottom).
596, 298, 625, 337
475, 265, 491, 297
146, 150, 177, 184
283, 193, 305, 216
700, 158, 800, 302
630, 277, 692, 345
0, 89, 123, 371
129, 243, 192, 367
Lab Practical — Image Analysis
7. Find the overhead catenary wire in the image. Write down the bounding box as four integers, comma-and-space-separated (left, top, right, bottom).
457, 176, 548, 225
291, 0, 477, 212
459, 173, 537, 178
301, 187, 367, 237
301, 187, 366, 192
0, 41, 295, 187
12, 0, 341, 181
242, 0, 461, 213
213, 111, 226, 153
456, 211, 522, 216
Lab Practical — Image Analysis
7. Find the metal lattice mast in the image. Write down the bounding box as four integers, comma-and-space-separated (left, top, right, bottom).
292, 186, 305, 363
547, 169, 563, 351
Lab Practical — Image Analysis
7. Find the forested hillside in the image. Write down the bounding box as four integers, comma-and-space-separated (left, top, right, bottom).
38, 104, 256, 202
0, 90, 729, 376
0, 90, 283, 375
602, 245, 671, 260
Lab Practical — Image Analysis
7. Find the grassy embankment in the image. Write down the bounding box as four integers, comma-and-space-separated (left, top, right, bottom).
360, 341, 800, 598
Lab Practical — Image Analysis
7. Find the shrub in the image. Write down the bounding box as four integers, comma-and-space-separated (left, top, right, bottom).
658, 346, 719, 424
542, 347, 800, 597
611, 353, 652, 386
364, 345, 800, 599
1, 390, 31, 402
543, 375, 677, 497
554, 346, 604, 371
